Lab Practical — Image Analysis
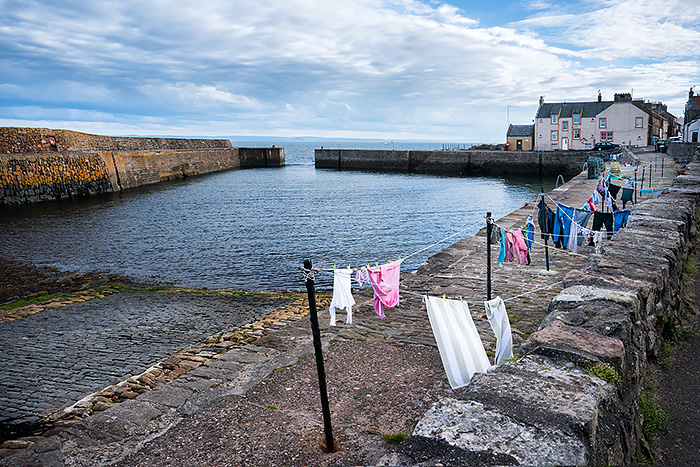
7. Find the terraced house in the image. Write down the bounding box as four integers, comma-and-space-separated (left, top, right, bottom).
534, 92, 650, 150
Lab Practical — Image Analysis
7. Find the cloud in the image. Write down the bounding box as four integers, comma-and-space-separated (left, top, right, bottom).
0, 0, 696, 141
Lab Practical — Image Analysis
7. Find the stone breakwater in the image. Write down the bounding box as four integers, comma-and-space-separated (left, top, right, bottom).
1, 154, 113, 204
0, 127, 284, 205
315, 148, 605, 176
410, 160, 700, 465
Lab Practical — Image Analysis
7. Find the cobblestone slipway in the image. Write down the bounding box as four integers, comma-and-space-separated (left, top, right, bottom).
0, 291, 290, 429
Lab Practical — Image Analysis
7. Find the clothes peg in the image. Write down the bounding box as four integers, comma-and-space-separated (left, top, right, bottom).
347, 265, 352, 271
442, 294, 447, 301
375, 262, 379, 267
332, 265, 336, 270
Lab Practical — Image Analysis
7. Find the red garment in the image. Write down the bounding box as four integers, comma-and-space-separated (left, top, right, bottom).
503, 231, 515, 262
588, 197, 597, 212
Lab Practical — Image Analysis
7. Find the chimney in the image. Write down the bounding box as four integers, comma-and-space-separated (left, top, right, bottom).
691, 87, 695, 100
598, 90, 602, 102
539, 96, 544, 107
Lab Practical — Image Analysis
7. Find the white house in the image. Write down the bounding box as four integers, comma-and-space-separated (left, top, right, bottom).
685, 117, 700, 143
534, 93, 649, 151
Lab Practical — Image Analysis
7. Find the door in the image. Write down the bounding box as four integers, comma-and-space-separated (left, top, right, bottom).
562, 137, 569, 150
516, 139, 522, 150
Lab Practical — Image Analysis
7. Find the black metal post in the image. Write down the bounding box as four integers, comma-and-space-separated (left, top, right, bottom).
634, 169, 638, 205
486, 212, 492, 301
661, 156, 664, 177
641, 167, 645, 201
541, 188, 550, 271
303, 260, 334, 452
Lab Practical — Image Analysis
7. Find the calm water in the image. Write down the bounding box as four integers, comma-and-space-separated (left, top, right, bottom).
0, 141, 557, 290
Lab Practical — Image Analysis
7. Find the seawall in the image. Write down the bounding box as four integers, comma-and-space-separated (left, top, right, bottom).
315, 148, 600, 176
0, 128, 284, 205
408, 150, 699, 465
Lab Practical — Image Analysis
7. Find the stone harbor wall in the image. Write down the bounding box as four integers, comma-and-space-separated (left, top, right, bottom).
315, 148, 597, 176
0, 128, 284, 205
408, 163, 700, 465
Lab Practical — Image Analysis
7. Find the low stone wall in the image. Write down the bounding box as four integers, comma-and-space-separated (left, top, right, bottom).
667, 142, 700, 165
0, 128, 285, 204
410, 163, 700, 465
315, 148, 597, 176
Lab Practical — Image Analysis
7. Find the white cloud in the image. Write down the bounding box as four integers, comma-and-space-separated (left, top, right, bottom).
0, 0, 697, 141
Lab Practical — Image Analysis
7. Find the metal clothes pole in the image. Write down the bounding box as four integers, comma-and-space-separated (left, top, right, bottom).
634, 169, 638, 205
541, 188, 550, 271
486, 212, 492, 301
303, 260, 334, 452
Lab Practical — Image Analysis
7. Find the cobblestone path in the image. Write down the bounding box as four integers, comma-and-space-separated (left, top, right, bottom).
0, 291, 290, 427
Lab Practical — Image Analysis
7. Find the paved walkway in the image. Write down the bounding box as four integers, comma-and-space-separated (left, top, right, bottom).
0, 291, 291, 428
0, 148, 680, 465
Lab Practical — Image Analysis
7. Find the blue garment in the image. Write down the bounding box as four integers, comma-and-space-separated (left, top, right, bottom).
497, 228, 506, 263
573, 209, 592, 246
552, 204, 575, 245
614, 210, 631, 233
525, 217, 535, 251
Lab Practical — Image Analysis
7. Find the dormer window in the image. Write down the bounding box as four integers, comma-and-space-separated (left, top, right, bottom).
551, 114, 558, 124
573, 114, 581, 124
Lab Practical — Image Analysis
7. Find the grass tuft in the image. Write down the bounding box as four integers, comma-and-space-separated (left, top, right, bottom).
382, 431, 407, 444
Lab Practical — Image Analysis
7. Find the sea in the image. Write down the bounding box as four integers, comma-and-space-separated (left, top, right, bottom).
0, 141, 559, 290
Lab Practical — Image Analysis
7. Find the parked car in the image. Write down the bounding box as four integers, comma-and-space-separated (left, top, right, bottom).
594, 142, 618, 151
668, 136, 682, 143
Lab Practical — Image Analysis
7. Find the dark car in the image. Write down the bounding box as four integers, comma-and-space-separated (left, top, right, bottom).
594, 142, 618, 151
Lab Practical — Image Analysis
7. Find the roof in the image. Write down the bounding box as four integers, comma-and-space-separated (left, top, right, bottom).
536, 101, 614, 119
507, 124, 533, 137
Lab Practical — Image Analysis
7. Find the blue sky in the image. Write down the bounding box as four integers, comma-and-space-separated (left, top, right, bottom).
1, 0, 698, 142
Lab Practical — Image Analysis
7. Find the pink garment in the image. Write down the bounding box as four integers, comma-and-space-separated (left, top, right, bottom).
503, 231, 515, 263
367, 260, 403, 318
511, 230, 529, 265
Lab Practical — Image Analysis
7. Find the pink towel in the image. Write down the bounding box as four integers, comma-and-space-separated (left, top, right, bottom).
367, 260, 403, 318
511, 230, 529, 264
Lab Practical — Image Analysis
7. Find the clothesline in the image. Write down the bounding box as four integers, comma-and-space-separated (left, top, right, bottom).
308, 262, 570, 309
491, 220, 592, 259
315, 218, 485, 273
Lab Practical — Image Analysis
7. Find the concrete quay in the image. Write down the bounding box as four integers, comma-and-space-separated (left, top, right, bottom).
1, 148, 690, 466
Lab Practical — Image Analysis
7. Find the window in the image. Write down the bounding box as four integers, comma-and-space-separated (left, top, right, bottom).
551, 130, 558, 140
599, 117, 607, 129
585, 143, 592, 149
562, 121, 569, 131
635, 117, 644, 128
573, 114, 581, 125
601, 131, 614, 141
551, 114, 558, 124
573, 128, 581, 139
551, 143, 558, 149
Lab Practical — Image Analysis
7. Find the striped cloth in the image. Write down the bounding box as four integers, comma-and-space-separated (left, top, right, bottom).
425, 296, 491, 389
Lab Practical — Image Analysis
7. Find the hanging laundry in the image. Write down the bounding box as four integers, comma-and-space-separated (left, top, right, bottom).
614, 209, 631, 233
425, 296, 491, 389
573, 209, 592, 245
367, 260, 403, 318
592, 211, 614, 239
537, 198, 555, 242
621, 187, 634, 208
567, 222, 591, 254
624, 179, 635, 188
511, 230, 530, 264
593, 230, 605, 254
591, 190, 601, 205
596, 180, 607, 197
497, 228, 507, 263
523, 216, 535, 251
605, 191, 614, 212
504, 231, 516, 262
355, 267, 371, 287
329, 268, 355, 326
587, 197, 597, 212
484, 297, 514, 365
607, 183, 621, 199
552, 204, 575, 247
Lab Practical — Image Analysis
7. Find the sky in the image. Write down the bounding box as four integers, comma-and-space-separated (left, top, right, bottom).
1, 0, 699, 142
